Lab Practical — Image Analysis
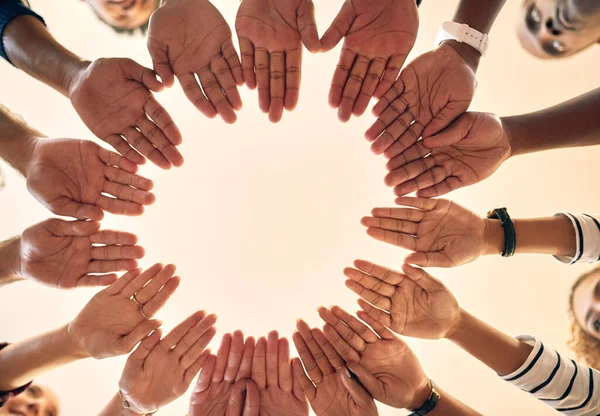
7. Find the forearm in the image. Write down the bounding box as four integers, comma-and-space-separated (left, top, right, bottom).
3, 15, 88, 96
0, 325, 87, 390
503, 87, 600, 156
448, 309, 533, 377
0, 237, 23, 286
0, 105, 42, 175
428, 388, 483, 416
97, 393, 144, 416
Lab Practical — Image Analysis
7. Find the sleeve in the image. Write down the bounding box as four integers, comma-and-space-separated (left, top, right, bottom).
0, 343, 32, 408
0, 0, 45, 65
501, 336, 600, 415
553, 213, 600, 264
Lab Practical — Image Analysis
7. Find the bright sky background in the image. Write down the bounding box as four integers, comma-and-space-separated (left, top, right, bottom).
1, 0, 600, 414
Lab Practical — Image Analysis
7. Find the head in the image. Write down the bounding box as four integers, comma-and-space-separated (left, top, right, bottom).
0, 385, 59, 416
569, 266, 600, 369
84, 0, 160, 34
517, 0, 600, 58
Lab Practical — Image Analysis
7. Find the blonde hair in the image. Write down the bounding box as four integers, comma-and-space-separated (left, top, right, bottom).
568, 266, 600, 369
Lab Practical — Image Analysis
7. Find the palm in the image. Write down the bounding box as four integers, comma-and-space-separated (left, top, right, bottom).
189, 381, 231, 415
260, 387, 308, 416
237, 0, 302, 50
311, 375, 375, 416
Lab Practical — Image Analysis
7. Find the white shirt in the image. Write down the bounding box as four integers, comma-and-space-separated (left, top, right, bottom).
554, 213, 600, 264
502, 336, 600, 415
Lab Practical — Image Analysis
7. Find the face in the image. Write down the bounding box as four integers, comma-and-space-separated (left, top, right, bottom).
85, 0, 159, 30
517, 0, 600, 58
572, 271, 600, 341
0, 385, 59, 416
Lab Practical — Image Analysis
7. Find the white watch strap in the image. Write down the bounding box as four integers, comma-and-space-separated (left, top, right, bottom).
434, 21, 490, 57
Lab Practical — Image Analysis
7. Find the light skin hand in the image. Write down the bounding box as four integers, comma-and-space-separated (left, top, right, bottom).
19, 218, 144, 288
292, 320, 378, 416
68, 264, 181, 359
385, 112, 511, 198
344, 260, 460, 340
68, 58, 183, 169
251, 332, 309, 416
322, 0, 418, 122
25, 138, 155, 221
236, 0, 320, 122
119, 311, 218, 414
189, 331, 258, 416
365, 44, 476, 157
317, 306, 430, 410
147, 0, 244, 124
362, 197, 486, 267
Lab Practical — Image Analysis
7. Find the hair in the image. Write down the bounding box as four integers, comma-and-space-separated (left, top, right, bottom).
568, 266, 600, 369
574, 0, 600, 16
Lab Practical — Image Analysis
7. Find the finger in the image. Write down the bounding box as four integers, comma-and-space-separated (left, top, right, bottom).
360, 216, 419, 235
134, 263, 176, 304
422, 116, 468, 148
284, 48, 302, 111
266, 330, 279, 387
127, 60, 164, 92
185, 349, 212, 386
322, 323, 358, 363
121, 126, 171, 170
160, 310, 208, 350
104, 134, 145, 166
311, 328, 345, 369
142, 276, 181, 317
330, 305, 380, 343
352, 57, 386, 117
213, 333, 233, 382
402, 263, 448, 289
178, 72, 217, 119
236, 337, 256, 381
98, 147, 138, 173
317, 306, 371, 352
90, 229, 138, 246
121, 263, 163, 297
344, 362, 383, 403
87, 259, 137, 274
75, 273, 118, 287
394, 196, 438, 210
404, 251, 452, 268
251, 336, 267, 388
385, 156, 437, 189
386, 141, 431, 172
370, 206, 425, 223
345, 280, 392, 311
144, 96, 182, 146
370, 111, 414, 155
356, 299, 392, 328
268, 51, 285, 123
238, 37, 256, 89
365, 94, 409, 141
224, 330, 245, 382
121, 319, 163, 353
222, 38, 244, 86
355, 311, 395, 340
210, 56, 242, 115
147, 37, 175, 88
422, 101, 470, 139
127, 328, 163, 365
292, 360, 307, 401
104, 268, 141, 295
103, 182, 155, 206
320, 1, 354, 52
291, 331, 323, 384
242, 380, 260, 416
416, 176, 465, 198
374, 54, 406, 99
343, 268, 396, 296
181, 323, 218, 369
297, 0, 320, 52
371, 81, 405, 117
295, 319, 334, 376
104, 165, 153, 191
353, 259, 406, 284
195, 354, 217, 393
96, 195, 144, 216
255, 48, 270, 114
227, 378, 249, 416
292, 357, 316, 401
90, 245, 145, 260
365, 227, 417, 250
49, 198, 104, 221
278, 337, 293, 392
338, 54, 371, 122
45, 218, 100, 237
137, 113, 183, 167
329, 47, 356, 109
383, 122, 425, 160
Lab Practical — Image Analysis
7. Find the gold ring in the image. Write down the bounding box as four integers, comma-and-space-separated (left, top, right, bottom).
139, 307, 150, 320
132, 294, 142, 306
313, 376, 323, 385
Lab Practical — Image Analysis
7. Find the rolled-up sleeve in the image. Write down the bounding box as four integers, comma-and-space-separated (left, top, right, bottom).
0, 343, 32, 408
0, 1, 45, 64
554, 213, 600, 264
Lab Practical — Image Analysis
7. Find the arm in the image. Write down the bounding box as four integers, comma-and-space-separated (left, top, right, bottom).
0, 237, 23, 286
98, 393, 149, 416
504, 88, 600, 157
0, 104, 41, 176
429, 388, 482, 416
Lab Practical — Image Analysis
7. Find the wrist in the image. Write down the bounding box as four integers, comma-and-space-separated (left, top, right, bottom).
408, 378, 434, 410
0, 236, 22, 279
482, 218, 504, 256
500, 116, 519, 158
65, 60, 92, 99
440, 40, 480, 73
446, 309, 471, 343
62, 324, 90, 360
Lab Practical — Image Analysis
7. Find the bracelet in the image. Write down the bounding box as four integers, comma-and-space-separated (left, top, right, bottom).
118, 390, 158, 416
408, 379, 440, 416
486, 207, 517, 257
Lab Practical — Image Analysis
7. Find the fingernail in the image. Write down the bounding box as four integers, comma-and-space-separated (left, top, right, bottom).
344, 367, 352, 378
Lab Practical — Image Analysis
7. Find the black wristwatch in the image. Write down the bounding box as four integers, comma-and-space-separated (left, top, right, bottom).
409, 380, 440, 416
486, 207, 517, 257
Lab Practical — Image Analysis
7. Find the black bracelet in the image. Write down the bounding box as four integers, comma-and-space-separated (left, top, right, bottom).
486, 208, 517, 257
408, 379, 440, 416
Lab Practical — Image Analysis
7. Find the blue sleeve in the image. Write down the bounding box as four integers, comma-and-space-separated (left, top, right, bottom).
0, 0, 45, 64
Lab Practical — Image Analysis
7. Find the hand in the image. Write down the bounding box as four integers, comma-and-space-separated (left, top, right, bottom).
19, 218, 143, 288
385, 112, 512, 197
68, 58, 183, 169
317, 306, 430, 410
190, 331, 259, 416
366, 44, 476, 156
68, 264, 180, 359
26, 139, 155, 221
236, 0, 320, 122
362, 197, 486, 267
321, 0, 418, 122
251, 332, 309, 416
148, 0, 243, 124
292, 320, 378, 416
119, 311, 218, 414
344, 260, 460, 339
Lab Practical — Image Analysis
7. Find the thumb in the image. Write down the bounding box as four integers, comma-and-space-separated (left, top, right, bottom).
422, 106, 470, 146
340, 365, 379, 407
127, 328, 162, 365
49, 197, 104, 221
242, 380, 260, 416
320, 1, 355, 52
123, 58, 164, 93
297, 0, 320, 53
401, 263, 447, 291
225, 379, 248, 416
147, 36, 175, 88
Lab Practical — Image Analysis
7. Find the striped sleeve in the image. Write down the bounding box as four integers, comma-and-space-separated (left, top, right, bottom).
501, 336, 600, 415
0, 0, 45, 64
554, 213, 600, 264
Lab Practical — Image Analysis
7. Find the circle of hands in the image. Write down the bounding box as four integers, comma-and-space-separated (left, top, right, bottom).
13, 0, 527, 413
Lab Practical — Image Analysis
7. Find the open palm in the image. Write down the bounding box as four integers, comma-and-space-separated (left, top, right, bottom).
26, 139, 154, 221
69, 58, 183, 169
322, 0, 418, 121
236, 0, 320, 122
148, 0, 243, 124
366, 44, 476, 157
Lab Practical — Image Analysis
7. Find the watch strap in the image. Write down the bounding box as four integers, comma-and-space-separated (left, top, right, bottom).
434, 21, 490, 56
408, 380, 440, 416
486, 208, 516, 257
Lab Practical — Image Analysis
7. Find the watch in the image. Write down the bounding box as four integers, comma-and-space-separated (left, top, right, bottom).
409, 379, 440, 416
486, 207, 517, 257
434, 21, 490, 56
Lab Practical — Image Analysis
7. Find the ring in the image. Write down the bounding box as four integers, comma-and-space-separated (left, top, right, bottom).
359, 343, 367, 352
132, 294, 142, 306
313, 376, 323, 385
139, 306, 150, 319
